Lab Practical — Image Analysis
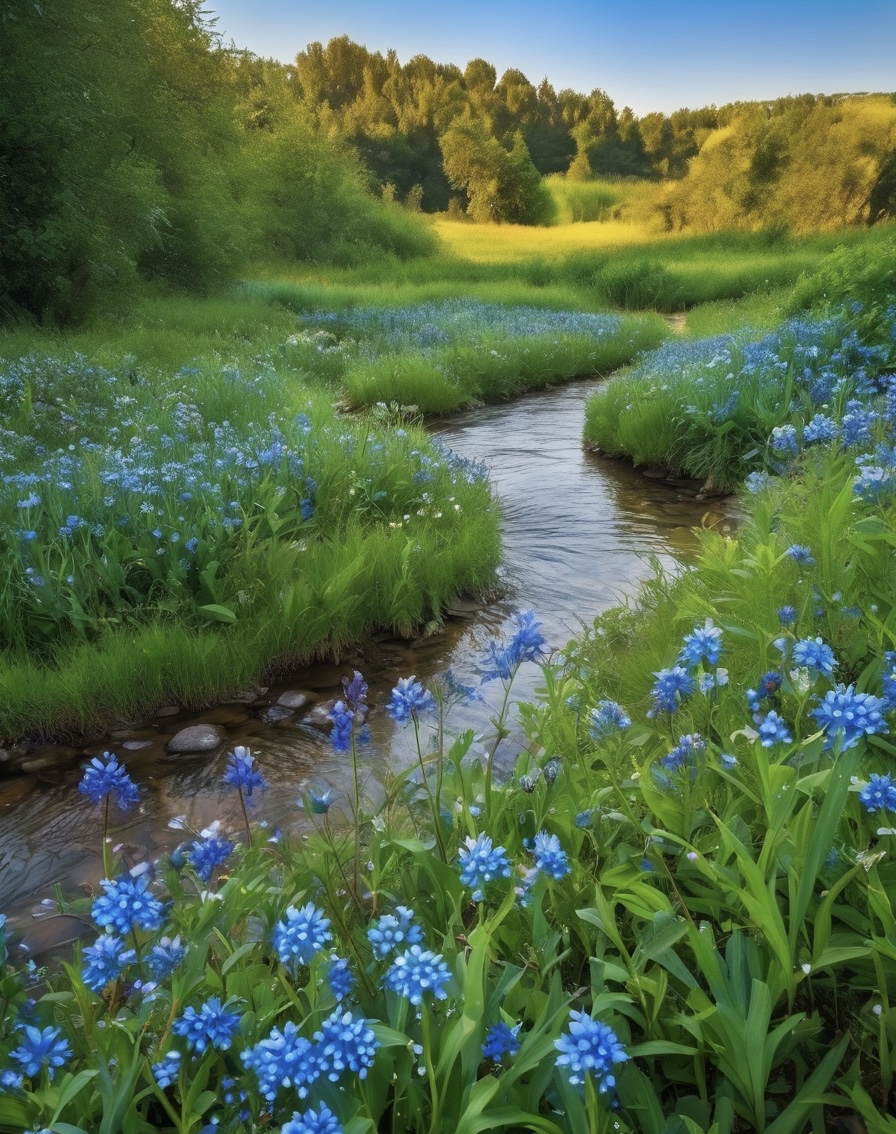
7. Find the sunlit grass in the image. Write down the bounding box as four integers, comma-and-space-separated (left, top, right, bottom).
432, 217, 663, 261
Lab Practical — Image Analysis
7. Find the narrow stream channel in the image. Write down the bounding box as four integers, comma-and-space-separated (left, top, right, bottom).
0, 378, 735, 951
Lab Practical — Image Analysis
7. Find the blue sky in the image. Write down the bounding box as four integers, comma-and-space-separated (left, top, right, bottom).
204, 0, 895, 116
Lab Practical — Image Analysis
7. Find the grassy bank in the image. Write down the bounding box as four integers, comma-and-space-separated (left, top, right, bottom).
0, 353, 499, 738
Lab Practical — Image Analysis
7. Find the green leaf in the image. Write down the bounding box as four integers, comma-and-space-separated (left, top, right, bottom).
197, 602, 237, 623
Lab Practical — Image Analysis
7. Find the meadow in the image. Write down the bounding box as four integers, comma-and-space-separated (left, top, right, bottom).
1, 215, 896, 1134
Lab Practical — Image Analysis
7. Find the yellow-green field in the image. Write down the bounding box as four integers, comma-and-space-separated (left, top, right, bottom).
432, 216, 665, 261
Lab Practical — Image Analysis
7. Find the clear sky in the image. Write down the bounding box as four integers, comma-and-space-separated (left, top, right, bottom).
204, 0, 895, 117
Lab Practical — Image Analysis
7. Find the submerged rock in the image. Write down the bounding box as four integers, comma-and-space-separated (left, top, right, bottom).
165, 724, 227, 755
276, 689, 314, 710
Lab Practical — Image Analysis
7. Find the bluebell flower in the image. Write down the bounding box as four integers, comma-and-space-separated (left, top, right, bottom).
811, 685, 888, 750
533, 831, 570, 880
770, 424, 799, 456
342, 670, 368, 714
554, 1011, 628, 1092
883, 651, 896, 710
300, 785, 334, 814
660, 733, 705, 771
281, 1103, 343, 1134
0, 1070, 24, 1092
82, 933, 137, 993
385, 945, 451, 1004
777, 605, 798, 626
859, 773, 896, 812
575, 810, 594, 828
458, 833, 512, 899
678, 620, 723, 668
326, 956, 355, 1002
327, 701, 354, 752
757, 711, 793, 748
314, 1009, 379, 1081
802, 414, 838, 444
841, 406, 876, 448
186, 828, 233, 883
147, 936, 187, 980
273, 903, 332, 969
786, 545, 816, 567
79, 752, 140, 811
386, 676, 436, 723
367, 906, 424, 959
481, 610, 547, 680
792, 637, 837, 678
222, 746, 267, 806
648, 666, 695, 715
242, 1020, 318, 1103
9, 1025, 72, 1080
151, 1050, 182, 1089
172, 996, 241, 1053
720, 753, 738, 769
482, 1021, 522, 1060
92, 874, 164, 935
589, 700, 631, 739
745, 471, 770, 493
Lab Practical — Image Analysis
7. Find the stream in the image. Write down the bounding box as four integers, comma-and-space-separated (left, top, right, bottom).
0, 377, 735, 953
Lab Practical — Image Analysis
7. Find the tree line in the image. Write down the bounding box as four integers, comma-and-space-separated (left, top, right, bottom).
3, 2, 895, 325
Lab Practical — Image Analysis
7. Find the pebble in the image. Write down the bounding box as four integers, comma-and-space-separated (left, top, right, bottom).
275, 689, 314, 710
165, 724, 227, 755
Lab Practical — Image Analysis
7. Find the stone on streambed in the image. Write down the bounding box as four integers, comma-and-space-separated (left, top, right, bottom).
276, 689, 314, 710
19, 746, 80, 774
165, 724, 227, 755
301, 699, 338, 732
260, 705, 296, 725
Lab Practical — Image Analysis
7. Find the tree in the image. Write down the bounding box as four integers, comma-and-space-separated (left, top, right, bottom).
440, 121, 555, 224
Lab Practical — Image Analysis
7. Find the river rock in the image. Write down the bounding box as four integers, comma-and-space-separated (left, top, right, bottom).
301, 699, 337, 731
228, 686, 268, 704
20, 746, 79, 774
260, 705, 295, 725
0, 748, 9, 764
165, 724, 227, 755
276, 689, 314, 710
154, 704, 181, 718
122, 739, 154, 751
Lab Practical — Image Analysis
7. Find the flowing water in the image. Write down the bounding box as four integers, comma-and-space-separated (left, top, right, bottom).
0, 378, 735, 952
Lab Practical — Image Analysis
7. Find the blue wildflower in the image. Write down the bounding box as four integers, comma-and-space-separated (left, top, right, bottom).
786, 545, 816, 567
757, 711, 793, 748
648, 666, 695, 715
792, 637, 837, 678
326, 957, 355, 1002
314, 1009, 379, 1081
385, 945, 451, 1004
533, 830, 570, 880
342, 670, 368, 714
802, 414, 838, 444
859, 773, 896, 812
678, 620, 723, 668
458, 833, 512, 900
327, 701, 354, 752
554, 1011, 628, 1092
745, 471, 770, 493
81, 933, 137, 993
186, 827, 233, 883
172, 996, 241, 1053
281, 1103, 343, 1134
92, 874, 164, 935
300, 785, 334, 814
242, 1020, 318, 1103
368, 907, 424, 959
222, 746, 267, 806
720, 753, 738, 769
841, 406, 876, 448
660, 733, 705, 771
777, 605, 798, 626
273, 903, 332, 970
482, 1021, 522, 1060
79, 752, 140, 811
883, 651, 896, 710
151, 1050, 182, 1089
0, 1070, 23, 1092
811, 685, 888, 750
588, 701, 631, 739
481, 609, 547, 680
575, 810, 594, 828
770, 424, 799, 456
9, 1025, 72, 1080
147, 936, 187, 981
386, 676, 436, 723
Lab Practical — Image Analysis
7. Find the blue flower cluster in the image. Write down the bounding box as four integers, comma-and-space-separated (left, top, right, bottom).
172, 996, 242, 1053
222, 746, 267, 806
532, 831, 570, 880
859, 773, 896, 812
273, 903, 333, 970
81, 933, 137, 993
481, 610, 547, 681
554, 1011, 628, 1092
79, 752, 140, 810
92, 874, 164, 935
367, 907, 424, 959
386, 676, 436, 723
384, 945, 451, 1004
589, 700, 631, 739
458, 833, 512, 900
811, 686, 888, 750
9, 1026, 72, 1081
281, 1102, 343, 1134
481, 1021, 522, 1060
